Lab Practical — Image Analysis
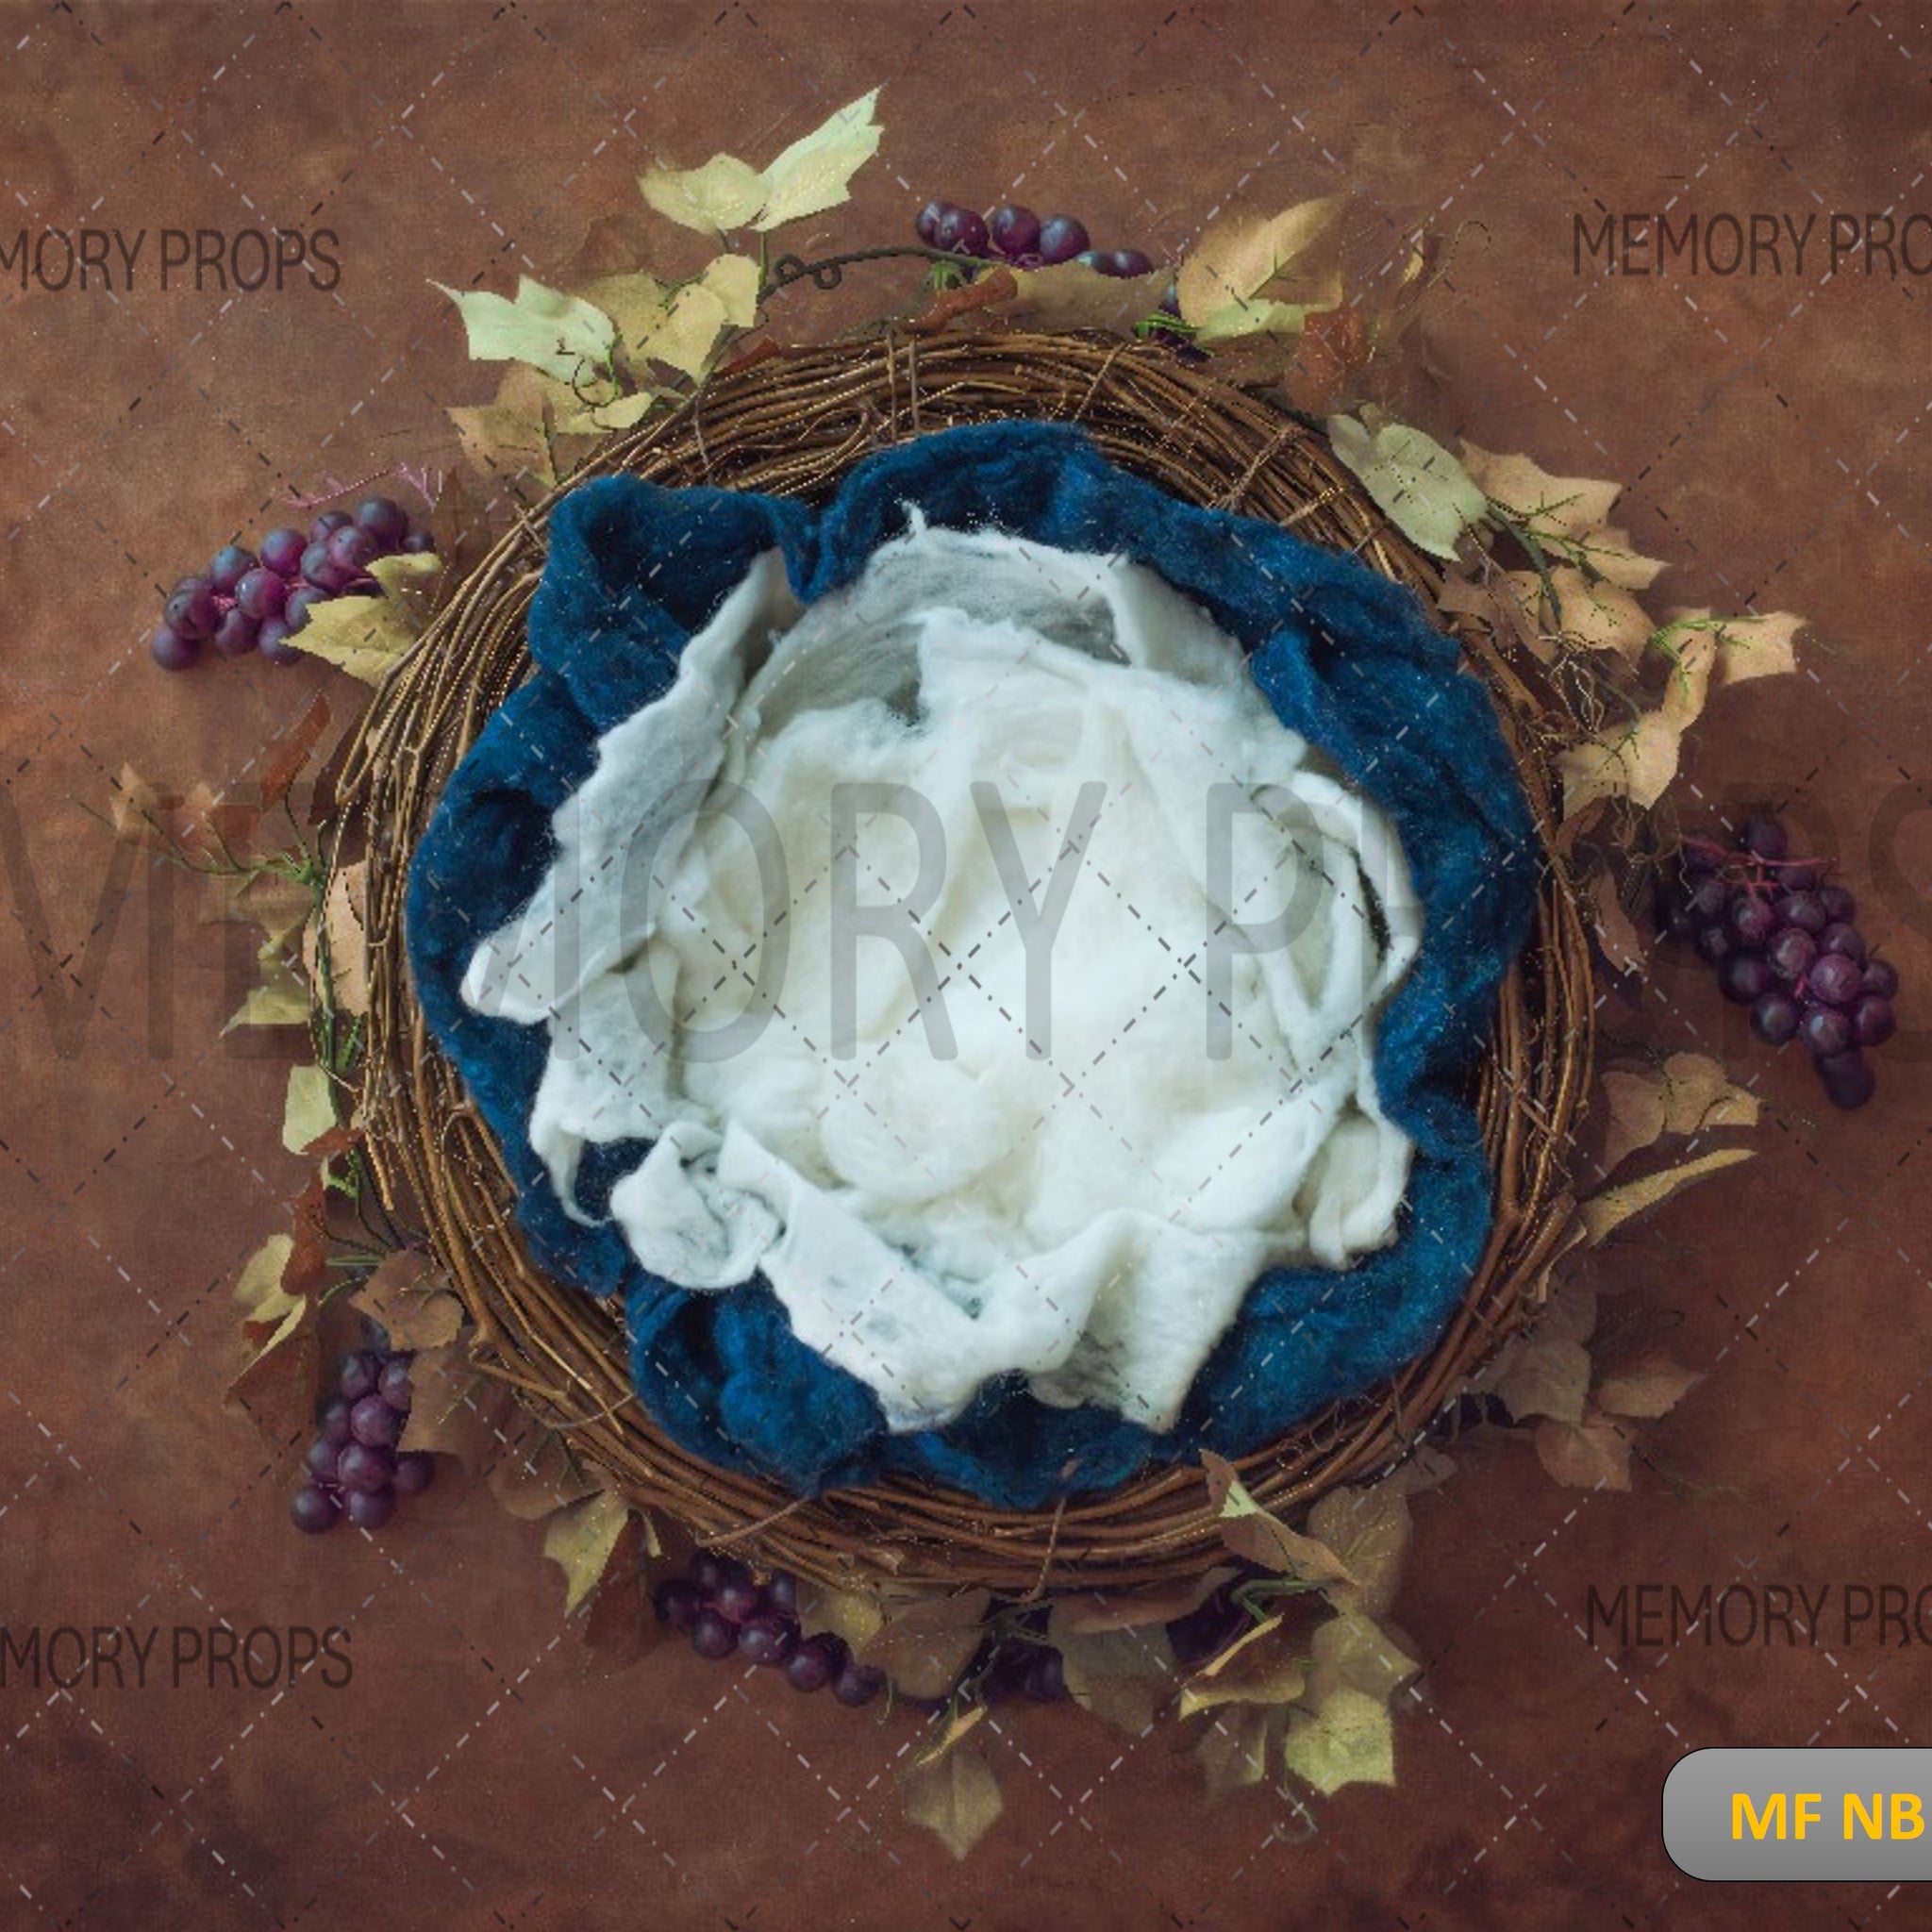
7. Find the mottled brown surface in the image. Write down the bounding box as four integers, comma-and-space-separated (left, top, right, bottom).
4, 3, 1931, 1928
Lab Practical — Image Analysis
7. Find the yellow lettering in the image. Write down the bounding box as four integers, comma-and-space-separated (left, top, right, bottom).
1845, 1791, 1883, 1840
1891, 1793, 1924, 1840
1734, 1791, 1787, 1840
1795, 1793, 1823, 1840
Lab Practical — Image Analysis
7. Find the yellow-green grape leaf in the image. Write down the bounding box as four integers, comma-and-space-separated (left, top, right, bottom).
558, 389, 658, 435
1307, 1610, 1418, 1710
1202, 1452, 1358, 1590
234, 1233, 296, 1322
1001, 261, 1171, 335
641, 152, 769, 235
1176, 1613, 1307, 1718
1457, 441, 1621, 541
450, 364, 601, 491
543, 1490, 632, 1616
281, 1063, 337, 1155
225, 954, 309, 1032
1327, 413, 1488, 562
1488, 1331, 1592, 1427
1595, 1351, 1703, 1420
1281, 1686, 1397, 1796
303, 860, 370, 1020
1658, 1051, 1759, 1136
1307, 1485, 1413, 1621
287, 553, 440, 685
1535, 1409, 1634, 1491
751, 89, 883, 232
434, 276, 616, 387
1195, 1703, 1280, 1798
1178, 196, 1344, 344
799, 1581, 888, 1654
862, 1589, 991, 1701
1577, 1147, 1755, 1246
1051, 1619, 1178, 1734
903, 1734, 1003, 1860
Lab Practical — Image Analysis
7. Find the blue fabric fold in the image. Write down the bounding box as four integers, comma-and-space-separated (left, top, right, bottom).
406, 423, 1539, 1506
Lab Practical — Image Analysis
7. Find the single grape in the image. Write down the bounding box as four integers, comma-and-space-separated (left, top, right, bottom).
149, 624, 198, 671
354, 496, 409, 549
1799, 1004, 1853, 1058
1719, 954, 1773, 1005
164, 579, 220, 640
1854, 994, 1896, 1046
291, 1484, 339, 1534
1737, 815, 1788, 860
327, 524, 378, 573
713, 1574, 764, 1625
654, 1578, 702, 1630
1751, 991, 1802, 1045
1808, 954, 1863, 1008
319, 1394, 354, 1446
1774, 891, 1826, 935
1036, 214, 1090, 264
784, 1633, 843, 1692
832, 1658, 887, 1707
235, 567, 289, 622
914, 198, 952, 245
401, 529, 436, 554
377, 1357, 413, 1411
345, 1485, 394, 1531
300, 540, 356, 592
1766, 927, 1816, 983
1782, 862, 1823, 892
1693, 923, 1733, 966
1657, 880, 1700, 941
1729, 896, 1777, 950
258, 617, 301, 665
690, 1609, 739, 1661
213, 608, 259, 658
336, 1441, 394, 1494
1681, 842, 1720, 875
340, 1351, 381, 1402
1820, 922, 1866, 963
349, 1393, 403, 1450
392, 1451, 436, 1495
304, 1436, 341, 1484
1819, 1048, 1876, 1109
284, 586, 331, 635
209, 543, 256, 592
1686, 875, 1729, 923
737, 1613, 798, 1667
1024, 1647, 1066, 1701
764, 1571, 799, 1618
933, 206, 990, 257
1861, 958, 1900, 998
259, 525, 308, 575
309, 509, 354, 541
1098, 247, 1154, 277
690, 1553, 727, 1597
989, 203, 1041, 258
1159, 278, 1180, 317
1821, 884, 1857, 924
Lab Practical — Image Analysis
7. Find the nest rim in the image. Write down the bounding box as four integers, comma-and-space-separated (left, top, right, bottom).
335, 332, 1594, 1596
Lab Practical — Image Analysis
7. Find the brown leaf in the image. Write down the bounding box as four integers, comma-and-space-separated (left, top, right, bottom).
349, 1250, 465, 1350
997, 261, 1168, 335
1307, 1485, 1413, 1620
1577, 1147, 1756, 1246
488, 1422, 601, 1522
1048, 1565, 1239, 1638
1202, 1452, 1358, 1590
398, 1345, 518, 1471
108, 764, 165, 846
576, 1515, 663, 1674
259, 692, 333, 813
225, 1235, 318, 1441
303, 861, 370, 1017
1596, 1351, 1703, 1420
1535, 1409, 1633, 1491
1598, 1066, 1670, 1176
1588, 873, 1648, 977
1175, 1613, 1306, 1717
426, 466, 495, 600
1050, 1618, 1178, 1734
543, 1490, 633, 1615
1658, 1052, 1759, 1137
861, 1589, 991, 1701
1278, 304, 1372, 416
1457, 442, 1621, 541
221, 871, 315, 953
908, 265, 1016, 335
902, 1735, 1003, 1859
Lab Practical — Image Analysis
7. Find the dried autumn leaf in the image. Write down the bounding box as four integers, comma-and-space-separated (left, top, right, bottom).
1195, 1702, 1278, 1798
1050, 1619, 1178, 1734
1509, 565, 1654, 663
1583, 525, 1670, 591
1457, 442, 1621, 541
862, 1589, 991, 1701
1596, 1352, 1702, 1420
489, 1424, 601, 1522
1659, 1051, 1758, 1137
1202, 1451, 1358, 1590
349, 1250, 464, 1351
1557, 625, 1718, 820
1306, 1610, 1418, 1710
998, 260, 1169, 334
544, 1490, 633, 1616
902, 1735, 1003, 1860
225, 1233, 317, 1437
435, 275, 616, 386
1281, 1686, 1396, 1796
1664, 608, 1805, 687
1050, 1565, 1239, 1638
303, 860, 369, 1017
1178, 196, 1344, 344
1535, 1409, 1633, 1491
1327, 412, 1487, 562
1598, 1066, 1670, 1176
259, 691, 333, 812
1307, 1484, 1412, 1620
1588, 873, 1647, 977
221, 870, 314, 952
1176, 1614, 1306, 1718
1577, 1147, 1755, 1246
108, 764, 164, 845
281, 1063, 337, 1155
398, 1346, 517, 1470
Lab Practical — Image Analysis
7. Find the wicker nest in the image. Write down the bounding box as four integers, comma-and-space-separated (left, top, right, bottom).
335, 333, 1593, 1596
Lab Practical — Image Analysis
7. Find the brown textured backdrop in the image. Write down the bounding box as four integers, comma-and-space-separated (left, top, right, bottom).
4, 2, 1932, 1927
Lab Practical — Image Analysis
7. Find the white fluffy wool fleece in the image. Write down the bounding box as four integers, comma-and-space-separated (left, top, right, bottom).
462, 521, 1422, 1434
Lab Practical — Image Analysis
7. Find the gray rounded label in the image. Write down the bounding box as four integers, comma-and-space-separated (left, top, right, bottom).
1664, 1749, 1932, 1880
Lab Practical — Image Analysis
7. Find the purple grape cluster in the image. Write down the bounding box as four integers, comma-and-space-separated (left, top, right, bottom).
152, 496, 432, 673
1657, 814, 1899, 1109
290, 1348, 435, 1534
654, 1556, 888, 1702
915, 198, 1155, 279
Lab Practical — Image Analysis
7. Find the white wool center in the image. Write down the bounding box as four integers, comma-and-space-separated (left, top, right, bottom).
462, 524, 1421, 1435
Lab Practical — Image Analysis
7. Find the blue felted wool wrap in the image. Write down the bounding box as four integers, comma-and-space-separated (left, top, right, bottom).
405, 423, 1539, 1507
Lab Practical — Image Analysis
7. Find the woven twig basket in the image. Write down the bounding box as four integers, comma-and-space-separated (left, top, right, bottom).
335, 333, 1593, 1595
